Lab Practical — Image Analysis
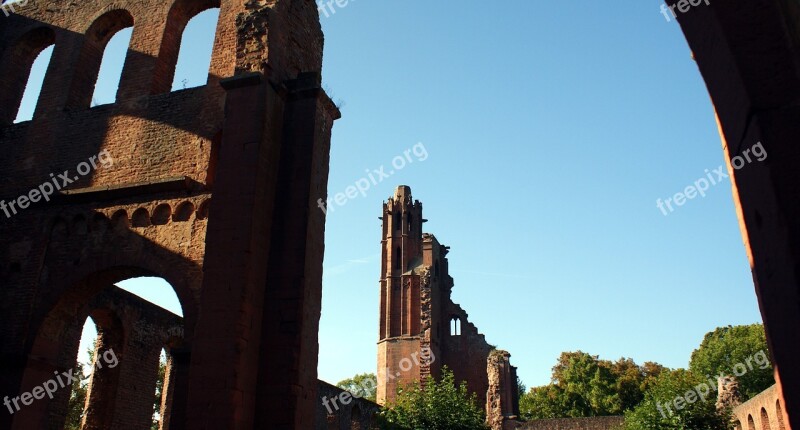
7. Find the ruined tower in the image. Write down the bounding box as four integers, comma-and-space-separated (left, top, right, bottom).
377, 186, 519, 423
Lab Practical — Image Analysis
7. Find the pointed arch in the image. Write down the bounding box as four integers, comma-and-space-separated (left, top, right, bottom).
153, 0, 221, 94
0, 26, 56, 124
66, 9, 134, 109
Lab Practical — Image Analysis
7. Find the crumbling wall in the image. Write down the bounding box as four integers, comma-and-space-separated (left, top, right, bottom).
0, 0, 340, 428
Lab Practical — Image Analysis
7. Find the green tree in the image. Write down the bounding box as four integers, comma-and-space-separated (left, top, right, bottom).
378, 367, 488, 430
689, 324, 773, 401
64, 362, 89, 430
519, 352, 667, 420
152, 352, 167, 430
336, 373, 378, 402
623, 369, 730, 430
64, 341, 95, 430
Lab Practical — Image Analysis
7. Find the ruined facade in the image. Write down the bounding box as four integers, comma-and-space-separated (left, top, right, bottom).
0, 0, 339, 428
376, 186, 519, 426
732, 385, 787, 430
668, 1, 800, 427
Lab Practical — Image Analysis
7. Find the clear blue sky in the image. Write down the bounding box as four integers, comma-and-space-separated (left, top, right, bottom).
17, 2, 763, 389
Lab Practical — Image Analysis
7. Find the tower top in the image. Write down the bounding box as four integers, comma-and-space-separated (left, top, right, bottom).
393, 185, 412, 202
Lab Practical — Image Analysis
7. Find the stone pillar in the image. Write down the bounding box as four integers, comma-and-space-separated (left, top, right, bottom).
486, 350, 518, 430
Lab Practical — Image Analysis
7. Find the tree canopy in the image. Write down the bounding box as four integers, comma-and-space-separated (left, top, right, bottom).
336, 373, 378, 402
689, 324, 773, 401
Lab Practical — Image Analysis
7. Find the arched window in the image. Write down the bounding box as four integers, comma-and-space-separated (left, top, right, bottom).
761, 407, 772, 430
171, 8, 219, 90
350, 405, 362, 430
451, 318, 461, 336
394, 247, 402, 270
66, 10, 134, 109
748, 414, 756, 430
776, 400, 786, 430
407, 213, 413, 233
393, 212, 401, 231
91, 27, 133, 106
154, 0, 220, 93
0, 26, 56, 124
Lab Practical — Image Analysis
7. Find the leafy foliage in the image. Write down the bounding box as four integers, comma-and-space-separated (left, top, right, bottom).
519, 351, 667, 420
336, 373, 378, 402
622, 369, 730, 430
378, 367, 489, 430
689, 324, 773, 401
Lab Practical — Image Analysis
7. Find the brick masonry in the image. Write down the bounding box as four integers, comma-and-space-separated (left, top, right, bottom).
666, 1, 800, 428
732, 385, 788, 430
376, 186, 519, 428
316, 381, 380, 430
0, 0, 340, 428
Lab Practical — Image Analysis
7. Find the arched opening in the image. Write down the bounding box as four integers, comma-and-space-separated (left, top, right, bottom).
66, 9, 134, 109
761, 407, 772, 430
90, 27, 133, 106
350, 404, 362, 430
153, 0, 220, 94
451, 317, 461, 336
171, 8, 219, 91
393, 212, 401, 231
776, 400, 786, 430
394, 247, 402, 271
407, 213, 413, 233
0, 25, 55, 124
749, 414, 757, 430
17, 272, 188, 429
735, 420, 743, 430
12, 44, 53, 123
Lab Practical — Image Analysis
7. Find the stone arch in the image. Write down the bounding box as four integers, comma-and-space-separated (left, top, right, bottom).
196, 199, 210, 220
735, 419, 743, 430
111, 209, 129, 231
762, 407, 772, 430
152, 204, 172, 226
15, 259, 196, 429
72, 214, 88, 235
152, 0, 221, 94
0, 26, 56, 124
173, 201, 194, 222
131, 207, 150, 228
65, 9, 135, 109
749, 414, 757, 430
91, 212, 110, 234
776, 399, 786, 430
350, 404, 362, 430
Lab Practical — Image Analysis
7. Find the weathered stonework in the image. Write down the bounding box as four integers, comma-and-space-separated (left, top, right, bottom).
376, 186, 519, 424
315, 381, 380, 430
731, 385, 787, 430
667, 1, 800, 427
0, 0, 340, 428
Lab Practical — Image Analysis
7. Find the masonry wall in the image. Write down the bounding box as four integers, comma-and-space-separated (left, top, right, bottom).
732, 385, 788, 430
0, 0, 340, 428
668, 1, 800, 428
316, 381, 380, 430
